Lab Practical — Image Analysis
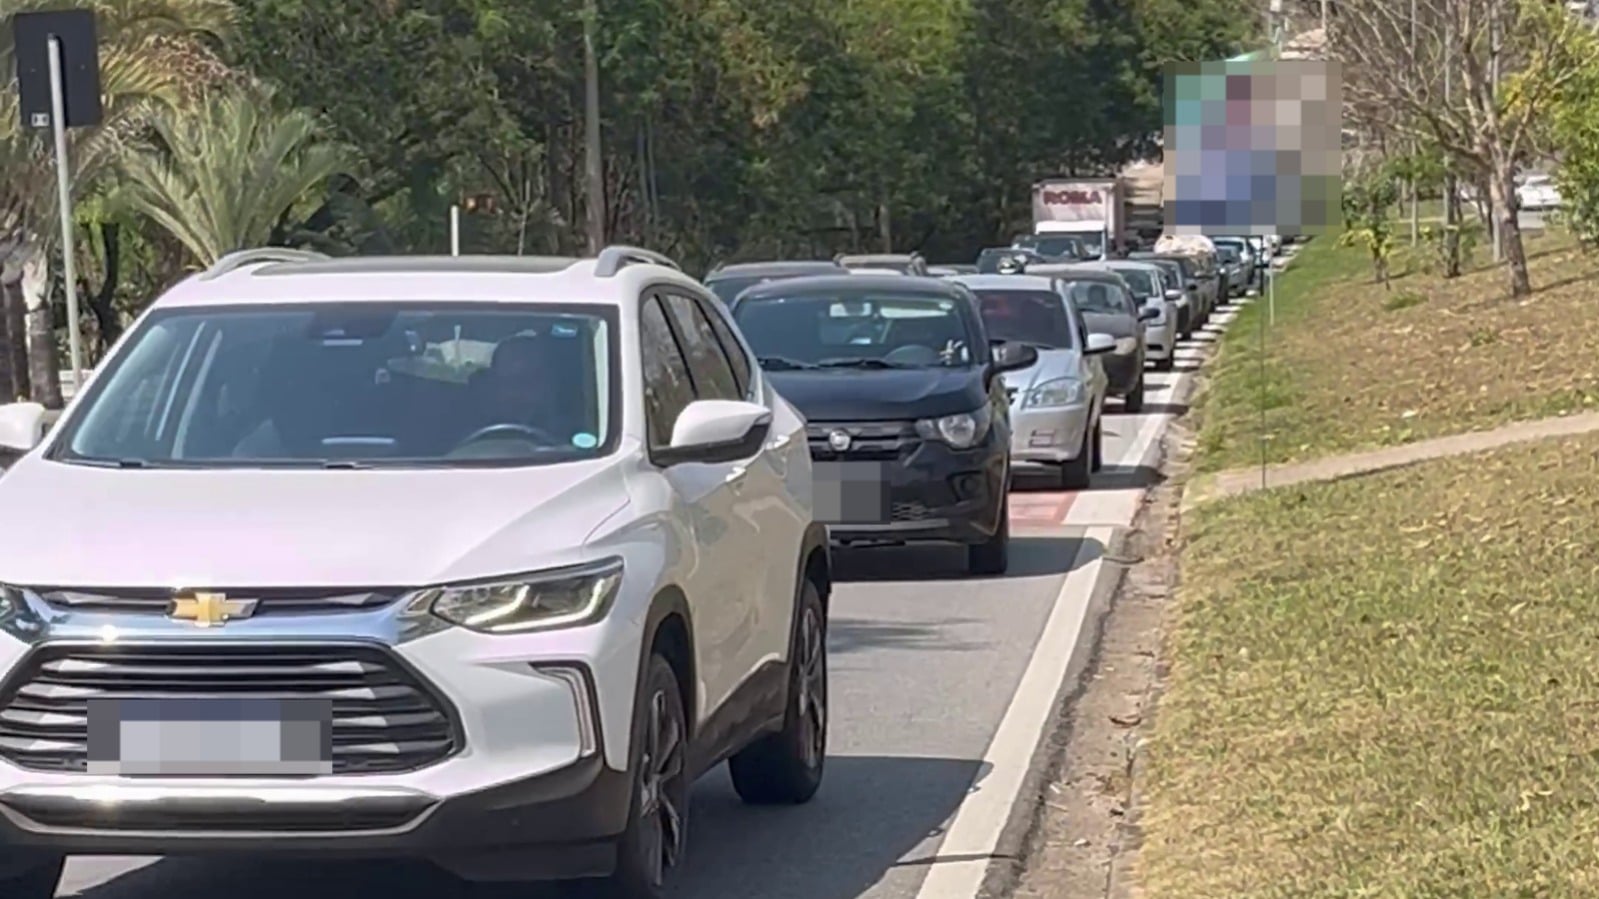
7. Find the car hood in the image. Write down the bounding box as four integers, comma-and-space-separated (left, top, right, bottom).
999, 350, 1084, 395
0, 455, 631, 588
767, 367, 988, 421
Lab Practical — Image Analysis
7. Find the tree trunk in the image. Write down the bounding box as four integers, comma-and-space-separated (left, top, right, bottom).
21, 253, 63, 409
87, 222, 123, 354
1443, 171, 1462, 278
0, 279, 25, 402
1487, 160, 1530, 297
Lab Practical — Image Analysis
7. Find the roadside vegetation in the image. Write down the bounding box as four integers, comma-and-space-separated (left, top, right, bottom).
1140, 430, 1599, 895
1192, 227, 1599, 472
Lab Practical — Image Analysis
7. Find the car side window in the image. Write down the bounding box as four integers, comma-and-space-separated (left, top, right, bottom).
695, 297, 754, 398
639, 296, 699, 449
661, 293, 742, 402
1119, 286, 1138, 317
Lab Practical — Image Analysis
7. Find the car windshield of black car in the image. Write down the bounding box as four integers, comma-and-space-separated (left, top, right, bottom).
732, 292, 976, 369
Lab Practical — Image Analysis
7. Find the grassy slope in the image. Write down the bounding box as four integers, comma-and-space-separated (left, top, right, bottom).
1140, 432, 1599, 897
1193, 230, 1599, 473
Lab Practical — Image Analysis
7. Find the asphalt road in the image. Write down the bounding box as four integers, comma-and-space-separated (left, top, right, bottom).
51, 288, 1253, 899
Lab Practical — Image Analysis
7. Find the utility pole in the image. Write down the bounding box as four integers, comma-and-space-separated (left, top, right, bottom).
581, 0, 605, 254
1490, 0, 1503, 262
1409, 0, 1419, 245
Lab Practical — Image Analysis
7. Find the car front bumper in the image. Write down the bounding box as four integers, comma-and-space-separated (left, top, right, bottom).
1103, 343, 1142, 394
809, 420, 1007, 545
1009, 401, 1092, 464
1143, 318, 1175, 360
0, 597, 637, 877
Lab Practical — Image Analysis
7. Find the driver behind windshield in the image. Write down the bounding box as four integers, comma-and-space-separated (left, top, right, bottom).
462, 335, 574, 447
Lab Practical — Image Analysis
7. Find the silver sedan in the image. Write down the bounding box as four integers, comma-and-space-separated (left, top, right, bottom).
953, 274, 1115, 489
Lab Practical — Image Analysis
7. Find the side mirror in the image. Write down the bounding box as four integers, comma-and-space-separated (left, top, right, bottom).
1187, 280, 1199, 291
990, 341, 1040, 374
656, 400, 772, 467
1164, 288, 1183, 300
1085, 333, 1116, 355
0, 402, 47, 453
1138, 306, 1159, 322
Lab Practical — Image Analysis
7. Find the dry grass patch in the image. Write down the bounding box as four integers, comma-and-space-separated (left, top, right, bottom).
1194, 231, 1599, 472
1138, 432, 1599, 897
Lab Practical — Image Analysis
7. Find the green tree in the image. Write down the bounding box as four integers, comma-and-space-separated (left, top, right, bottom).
0, 0, 233, 406
118, 85, 352, 266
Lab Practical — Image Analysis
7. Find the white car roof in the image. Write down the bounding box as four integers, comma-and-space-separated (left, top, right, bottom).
151, 253, 702, 311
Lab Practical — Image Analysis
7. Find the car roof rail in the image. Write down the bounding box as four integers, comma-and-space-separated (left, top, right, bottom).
594, 245, 681, 278
203, 247, 331, 279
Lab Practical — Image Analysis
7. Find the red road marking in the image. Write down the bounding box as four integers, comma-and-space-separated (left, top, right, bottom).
1009, 491, 1077, 525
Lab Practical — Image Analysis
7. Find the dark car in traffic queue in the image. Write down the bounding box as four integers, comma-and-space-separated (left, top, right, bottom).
727, 275, 1038, 576
1128, 251, 1211, 332
1024, 264, 1156, 412
1212, 235, 1264, 294
703, 259, 849, 305
1212, 242, 1252, 298
976, 247, 1050, 274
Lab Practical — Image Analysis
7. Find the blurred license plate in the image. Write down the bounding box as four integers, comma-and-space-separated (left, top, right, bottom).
87, 697, 332, 776
813, 461, 889, 523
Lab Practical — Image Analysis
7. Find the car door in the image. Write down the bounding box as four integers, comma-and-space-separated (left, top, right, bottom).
659, 290, 796, 707
639, 295, 745, 723
693, 293, 810, 668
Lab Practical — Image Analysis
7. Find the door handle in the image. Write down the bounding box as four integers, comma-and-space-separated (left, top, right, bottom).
726, 465, 748, 484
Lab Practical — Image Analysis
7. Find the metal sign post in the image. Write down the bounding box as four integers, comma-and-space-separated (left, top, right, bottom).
12, 8, 101, 400
47, 37, 84, 392
450, 205, 461, 256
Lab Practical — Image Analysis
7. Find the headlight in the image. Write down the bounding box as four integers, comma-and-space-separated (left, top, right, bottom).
915, 405, 992, 449
1022, 377, 1084, 409
421, 557, 623, 634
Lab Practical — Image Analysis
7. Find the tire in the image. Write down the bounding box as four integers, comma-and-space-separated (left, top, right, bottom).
1060, 424, 1092, 489
1123, 373, 1146, 414
1090, 416, 1104, 473
1154, 354, 1174, 372
967, 497, 1009, 576
0, 857, 60, 899
585, 654, 690, 899
729, 579, 827, 805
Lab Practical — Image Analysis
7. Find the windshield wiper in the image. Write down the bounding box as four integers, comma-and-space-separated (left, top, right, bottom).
756, 355, 817, 370
814, 358, 917, 369
72, 456, 153, 469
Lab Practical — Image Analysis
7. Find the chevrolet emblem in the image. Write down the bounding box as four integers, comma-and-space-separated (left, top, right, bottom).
169, 592, 258, 628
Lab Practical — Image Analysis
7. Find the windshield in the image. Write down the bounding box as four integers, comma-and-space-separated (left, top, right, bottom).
1014, 235, 1084, 259
1216, 246, 1242, 264
977, 248, 1040, 273
732, 291, 977, 369
1062, 280, 1126, 315
53, 303, 616, 468
1110, 268, 1158, 298
972, 289, 1075, 350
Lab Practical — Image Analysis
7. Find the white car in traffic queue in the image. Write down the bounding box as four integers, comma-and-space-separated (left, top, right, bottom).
1099, 260, 1179, 372
0, 246, 831, 899
952, 274, 1115, 489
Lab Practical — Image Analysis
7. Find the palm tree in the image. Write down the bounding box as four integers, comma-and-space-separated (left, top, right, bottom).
0, 0, 233, 406
117, 85, 353, 266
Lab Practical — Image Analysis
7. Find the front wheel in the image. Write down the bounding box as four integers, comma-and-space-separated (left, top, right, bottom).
1123, 374, 1146, 414
967, 498, 1010, 575
587, 654, 689, 899
1154, 354, 1174, 372
729, 578, 828, 805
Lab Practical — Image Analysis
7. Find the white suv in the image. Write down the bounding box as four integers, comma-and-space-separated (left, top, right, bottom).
0, 246, 830, 898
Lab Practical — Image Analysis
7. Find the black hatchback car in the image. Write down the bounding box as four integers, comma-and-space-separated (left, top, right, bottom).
729, 275, 1038, 575
703, 260, 848, 305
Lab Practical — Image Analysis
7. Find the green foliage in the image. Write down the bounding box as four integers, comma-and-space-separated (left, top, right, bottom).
1339, 169, 1399, 284
1526, 0, 1599, 250
1418, 220, 1480, 274
116, 84, 353, 266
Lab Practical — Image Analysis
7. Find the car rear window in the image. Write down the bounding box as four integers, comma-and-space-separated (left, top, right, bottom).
972, 290, 1075, 349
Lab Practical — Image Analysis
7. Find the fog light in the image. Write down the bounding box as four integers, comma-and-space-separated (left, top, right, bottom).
952, 473, 984, 500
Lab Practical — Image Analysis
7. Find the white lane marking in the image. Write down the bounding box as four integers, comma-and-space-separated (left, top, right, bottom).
909, 524, 1118, 899
907, 303, 1246, 898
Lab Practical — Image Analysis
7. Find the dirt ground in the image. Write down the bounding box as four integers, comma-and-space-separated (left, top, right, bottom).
997, 400, 1196, 899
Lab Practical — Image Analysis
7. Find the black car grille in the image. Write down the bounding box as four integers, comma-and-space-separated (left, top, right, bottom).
806, 420, 919, 461
891, 500, 934, 522
32, 587, 401, 616
0, 644, 460, 775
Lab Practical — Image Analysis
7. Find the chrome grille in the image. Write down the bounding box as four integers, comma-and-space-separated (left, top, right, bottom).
806, 420, 919, 461
0, 644, 459, 775
33, 587, 401, 616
